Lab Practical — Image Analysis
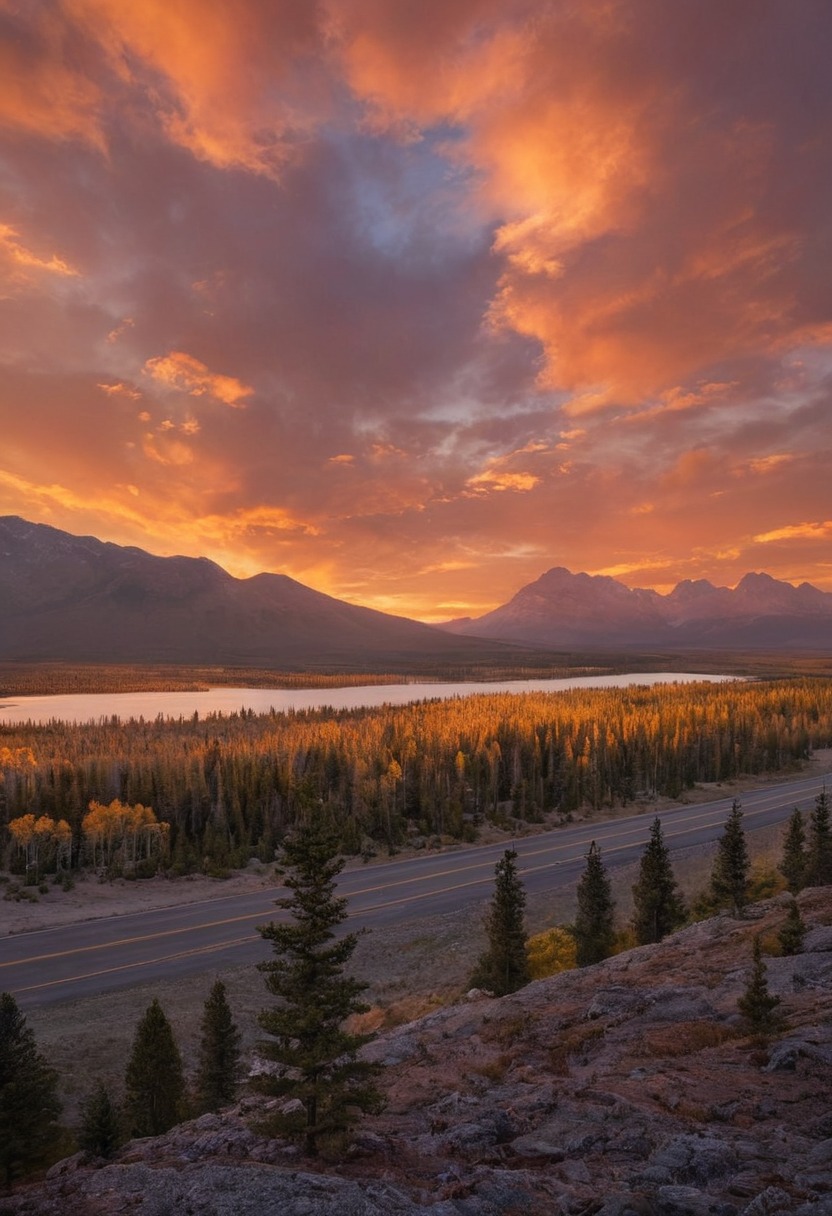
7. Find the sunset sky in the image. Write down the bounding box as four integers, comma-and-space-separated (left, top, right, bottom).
1, 1, 831, 621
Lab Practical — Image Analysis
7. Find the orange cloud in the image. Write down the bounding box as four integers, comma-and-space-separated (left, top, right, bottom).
0, 7, 105, 149
466, 469, 540, 494
0, 468, 150, 531
746, 454, 794, 475
64, 0, 327, 176
0, 470, 318, 579
98, 382, 140, 400
143, 352, 253, 407
0, 223, 79, 285
142, 434, 195, 467
754, 521, 832, 544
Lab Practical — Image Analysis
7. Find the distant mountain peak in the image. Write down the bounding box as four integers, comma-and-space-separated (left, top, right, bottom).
441, 562, 832, 650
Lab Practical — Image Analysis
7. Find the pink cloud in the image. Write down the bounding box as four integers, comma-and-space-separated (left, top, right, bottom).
0, 1, 831, 613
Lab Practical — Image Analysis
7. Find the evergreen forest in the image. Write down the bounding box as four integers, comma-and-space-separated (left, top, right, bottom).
2, 677, 832, 877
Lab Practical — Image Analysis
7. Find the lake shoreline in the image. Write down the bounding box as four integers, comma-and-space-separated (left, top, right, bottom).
0, 671, 740, 726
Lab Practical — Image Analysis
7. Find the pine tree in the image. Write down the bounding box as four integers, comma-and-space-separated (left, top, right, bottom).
124, 998, 186, 1138
738, 936, 783, 1039
778, 898, 806, 957
632, 817, 686, 945
574, 841, 615, 966
195, 979, 241, 1113
806, 788, 832, 886
470, 849, 530, 996
256, 824, 383, 1156
0, 991, 62, 1187
779, 808, 807, 894
710, 800, 750, 916
78, 1081, 122, 1158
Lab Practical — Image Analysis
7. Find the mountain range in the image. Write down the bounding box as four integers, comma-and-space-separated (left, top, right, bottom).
1, 515, 830, 664
0, 516, 504, 667
441, 565, 832, 649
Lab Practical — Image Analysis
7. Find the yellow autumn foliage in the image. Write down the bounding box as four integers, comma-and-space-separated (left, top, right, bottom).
526, 926, 578, 978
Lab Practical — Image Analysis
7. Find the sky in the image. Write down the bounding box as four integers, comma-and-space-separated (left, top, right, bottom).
1, 0, 831, 621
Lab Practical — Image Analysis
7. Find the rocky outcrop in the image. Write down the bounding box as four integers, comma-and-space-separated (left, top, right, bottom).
6, 888, 832, 1214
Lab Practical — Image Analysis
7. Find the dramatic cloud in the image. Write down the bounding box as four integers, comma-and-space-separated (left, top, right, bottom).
143, 352, 253, 407
1, 0, 831, 617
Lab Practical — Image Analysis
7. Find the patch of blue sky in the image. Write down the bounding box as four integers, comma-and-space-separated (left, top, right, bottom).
336, 124, 488, 261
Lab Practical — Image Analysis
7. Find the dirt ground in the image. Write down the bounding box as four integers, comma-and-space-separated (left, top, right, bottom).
6, 749, 832, 1124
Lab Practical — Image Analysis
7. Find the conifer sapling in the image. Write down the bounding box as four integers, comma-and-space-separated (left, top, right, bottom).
0, 991, 62, 1187
195, 979, 241, 1113
737, 936, 783, 1039
124, 998, 186, 1138
710, 800, 750, 916
256, 823, 383, 1156
779, 808, 807, 895
806, 788, 832, 886
777, 898, 807, 957
78, 1081, 122, 1158
632, 817, 686, 945
470, 848, 530, 996
574, 841, 616, 966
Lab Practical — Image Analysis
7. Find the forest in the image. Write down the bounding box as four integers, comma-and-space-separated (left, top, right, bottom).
2, 677, 832, 877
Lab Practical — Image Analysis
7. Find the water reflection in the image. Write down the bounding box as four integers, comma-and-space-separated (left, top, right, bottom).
0, 672, 739, 725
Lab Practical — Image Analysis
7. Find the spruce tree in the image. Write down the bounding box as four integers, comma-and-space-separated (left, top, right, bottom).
256, 824, 383, 1156
0, 991, 62, 1187
78, 1081, 122, 1158
574, 841, 615, 966
779, 808, 807, 894
632, 817, 686, 945
806, 788, 832, 886
710, 800, 750, 916
195, 979, 241, 1113
470, 849, 530, 996
124, 998, 186, 1137
777, 898, 806, 957
738, 936, 783, 1039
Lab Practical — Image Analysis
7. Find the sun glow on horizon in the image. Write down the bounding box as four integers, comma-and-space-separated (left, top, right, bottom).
0, 1, 830, 612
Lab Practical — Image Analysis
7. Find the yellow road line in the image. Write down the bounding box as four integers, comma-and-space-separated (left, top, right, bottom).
3, 782, 819, 974
14, 935, 256, 994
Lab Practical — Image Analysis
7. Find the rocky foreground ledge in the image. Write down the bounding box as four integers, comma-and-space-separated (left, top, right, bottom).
7, 889, 832, 1216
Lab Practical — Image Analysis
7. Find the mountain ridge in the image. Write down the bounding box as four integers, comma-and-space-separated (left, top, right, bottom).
3, 515, 831, 660
0, 516, 510, 667
441, 564, 832, 649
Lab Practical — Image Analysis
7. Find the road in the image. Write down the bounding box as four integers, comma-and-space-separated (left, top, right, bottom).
1, 772, 827, 1008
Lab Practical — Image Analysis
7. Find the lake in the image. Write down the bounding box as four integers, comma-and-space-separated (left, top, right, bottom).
0, 672, 739, 725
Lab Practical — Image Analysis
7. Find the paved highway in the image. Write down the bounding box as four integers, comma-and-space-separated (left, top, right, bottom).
1, 772, 827, 1008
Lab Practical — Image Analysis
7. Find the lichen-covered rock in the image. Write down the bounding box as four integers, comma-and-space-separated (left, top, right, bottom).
7, 889, 832, 1216
644, 1135, 738, 1187
741, 1187, 796, 1215
655, 1185, 738, 1215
